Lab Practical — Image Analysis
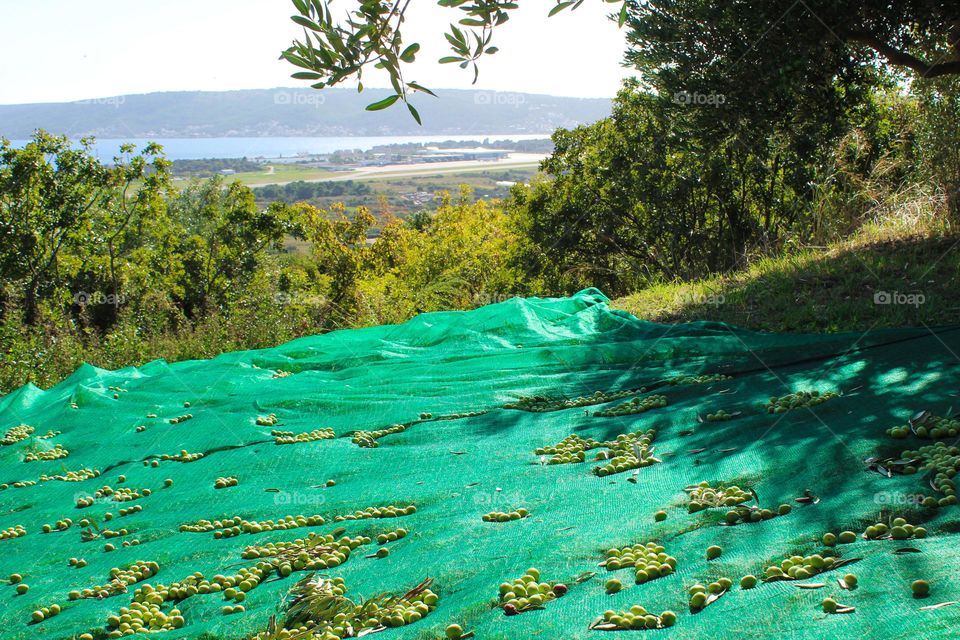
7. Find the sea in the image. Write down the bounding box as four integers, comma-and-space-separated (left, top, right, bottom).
7, 134, 549, 161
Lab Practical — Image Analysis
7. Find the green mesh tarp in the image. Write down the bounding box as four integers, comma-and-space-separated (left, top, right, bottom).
2, 288, 960, 639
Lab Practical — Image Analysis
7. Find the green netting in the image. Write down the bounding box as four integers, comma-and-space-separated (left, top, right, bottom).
2, 288, 960, 639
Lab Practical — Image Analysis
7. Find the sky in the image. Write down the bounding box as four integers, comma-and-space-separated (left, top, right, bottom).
0, 1, 635, 105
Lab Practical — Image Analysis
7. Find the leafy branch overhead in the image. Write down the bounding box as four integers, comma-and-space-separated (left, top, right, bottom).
280, 0, 628, 122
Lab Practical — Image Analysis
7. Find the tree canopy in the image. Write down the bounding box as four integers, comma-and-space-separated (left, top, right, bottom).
282, 0, 960, 121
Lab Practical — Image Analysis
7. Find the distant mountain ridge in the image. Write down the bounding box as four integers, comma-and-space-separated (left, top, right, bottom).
0, 88, 611, 139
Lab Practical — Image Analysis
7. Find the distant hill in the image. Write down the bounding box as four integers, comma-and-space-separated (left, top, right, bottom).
0, 88, 611, 139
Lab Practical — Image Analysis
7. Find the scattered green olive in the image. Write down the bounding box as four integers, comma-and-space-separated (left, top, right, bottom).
9, 573, 22, 584
605, 578, 622, 594
706, 545, 722, 560
16, 584, 29, 595
912, 580, 930, 596
822, 597, 838, 613
446, 624, 464, 639
654, 510, 667, 522
843, 573, 857, 588
837, 531, 856, 544
740, 575, 757, 589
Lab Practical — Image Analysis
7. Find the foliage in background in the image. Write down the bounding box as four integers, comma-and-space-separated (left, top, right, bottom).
0, 134, 520, 393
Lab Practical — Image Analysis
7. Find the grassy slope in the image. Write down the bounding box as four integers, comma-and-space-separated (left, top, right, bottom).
613, 221, 960, 333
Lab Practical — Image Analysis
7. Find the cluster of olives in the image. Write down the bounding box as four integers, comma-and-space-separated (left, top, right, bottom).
102, 527, 131, 539
68, 561, 160, 600
113, 486, 150, 502
161, 449, 204, 462
594, 395, 668, 418
242, 532, 368, 572
40, 467, 100, 482
482, 508, 530, 522
38, 429, 61, 439
24, 444, 69, 462
119, 504, 144, 517
369, 586, 438, 628
256, 413, 279, 426
686, 481, 752, 512
604, 541, 677, 585
143, 459, 161, 468
217, 514, 326, 538
704, 410, 735, 422
668, 374, 732, 386
888, 415, 960, 439
250, 578, 348, 640
1, 424, 33, 445
819, 531, 849, 547
180, 513, 326, 535
688, 579, 732, 610
862, 517, 927, 540
0, 525, 26, 540
0, 480, 36, 490
763, 554, 837, 580
251, 577, 437, 640
168, 413, 194, 424
214, 476, 239, 489
274, 428, 336, 445
29, 604, 61, 624
498, 568, 566, 615
766, 390, 837, 413
724, 503, 791, 525
436, 410, 485, 421
593, 429, 659, 477
106, 600, 185, 636
376, 528, 408, 544
507, 389, 643, 412
334, 504, 417, 521
883, 442, 960, 507
41, 518, 74, 533
68, 557, 89, 569
351, 424, 407, 448
594, 606, 677, 630
535, 434, 599, 464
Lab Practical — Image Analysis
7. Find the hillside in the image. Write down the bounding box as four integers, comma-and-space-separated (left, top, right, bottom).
2, 290, 960, 638
0, 88, 611, 139
613, 220, 960, 333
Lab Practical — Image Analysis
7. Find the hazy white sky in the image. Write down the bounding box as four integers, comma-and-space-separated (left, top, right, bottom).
0, 1, 635, 105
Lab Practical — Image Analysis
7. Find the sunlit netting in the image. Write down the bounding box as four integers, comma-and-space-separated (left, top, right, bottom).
2, 289, 960, 639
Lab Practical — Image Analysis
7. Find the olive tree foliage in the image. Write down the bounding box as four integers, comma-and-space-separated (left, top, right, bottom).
0, 133, 168, 324
280, 0, 628, 121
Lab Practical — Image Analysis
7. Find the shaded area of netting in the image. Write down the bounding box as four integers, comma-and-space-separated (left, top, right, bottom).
2, 288, 960, 639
